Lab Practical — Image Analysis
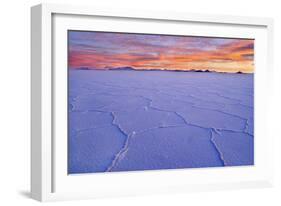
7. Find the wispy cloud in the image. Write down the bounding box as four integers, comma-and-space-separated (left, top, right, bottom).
68, 31, 254, 73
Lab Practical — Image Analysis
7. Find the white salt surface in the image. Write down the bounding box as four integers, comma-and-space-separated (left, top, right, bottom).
68, 70, 254, 174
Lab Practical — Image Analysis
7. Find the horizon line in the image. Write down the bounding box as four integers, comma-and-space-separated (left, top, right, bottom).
70, 66, 254, 74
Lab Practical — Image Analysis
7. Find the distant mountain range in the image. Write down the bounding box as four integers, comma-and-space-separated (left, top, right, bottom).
108, 66, 136, 71
75, 66, 246, 74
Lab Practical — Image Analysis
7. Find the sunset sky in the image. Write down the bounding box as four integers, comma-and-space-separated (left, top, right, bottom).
68, 31, 254, 73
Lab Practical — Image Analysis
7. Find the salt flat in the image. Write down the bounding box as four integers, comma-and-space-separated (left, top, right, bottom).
68, 70, 254, 174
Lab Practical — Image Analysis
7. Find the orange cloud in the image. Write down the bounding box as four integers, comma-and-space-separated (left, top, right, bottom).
69, 31, 254, 73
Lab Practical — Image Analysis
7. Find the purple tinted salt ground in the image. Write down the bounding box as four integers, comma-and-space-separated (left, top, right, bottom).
68, 70, 254, 174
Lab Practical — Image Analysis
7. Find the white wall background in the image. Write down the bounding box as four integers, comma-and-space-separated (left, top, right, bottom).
0, 0, 280, 205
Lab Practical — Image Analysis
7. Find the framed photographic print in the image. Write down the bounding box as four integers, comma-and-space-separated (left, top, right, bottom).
31, 3, 274, 201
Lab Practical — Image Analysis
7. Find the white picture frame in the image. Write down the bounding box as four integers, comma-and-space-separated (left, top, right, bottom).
31, 3, 274, 202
